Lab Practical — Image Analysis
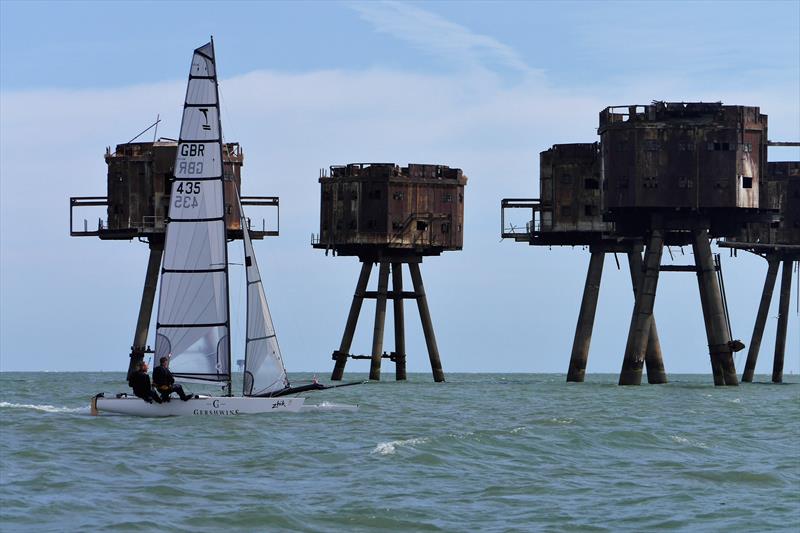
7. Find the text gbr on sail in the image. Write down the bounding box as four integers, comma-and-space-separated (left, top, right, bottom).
180, 143, 205, 157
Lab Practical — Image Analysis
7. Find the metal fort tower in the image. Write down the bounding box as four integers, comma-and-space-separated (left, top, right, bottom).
313, 163, 467, 382
503, 102, 784, 386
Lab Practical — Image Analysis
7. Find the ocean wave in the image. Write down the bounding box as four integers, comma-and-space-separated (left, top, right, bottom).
302, 402, 359, 412
0, 401, 88, 414
670, 434, 709, 449
372, 426, 528, 456
372, 437, 429, 455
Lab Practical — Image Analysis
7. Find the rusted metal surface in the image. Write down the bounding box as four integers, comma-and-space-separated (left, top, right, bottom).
692, 229, 738, 386
718, 157, 798, 384
127, 240, 163, 384
767, 141, 800, 147
723, 161, 800, 249
106, 141, 243, 235
772, 260, 794, 383
70, 140, 278, 240
327, 258, 446, 382
315, 163, 466, 257
742, 257, 781, 382
598, 102, 772, 240
540, 143, 609, 234
566, 251, 604, 382
317, 163, 462, 381
619, 230, 664, 385
599, 102, 767, 211
498, 101, 781, 387
628, 249, 667, 384
501, 143, 618, 246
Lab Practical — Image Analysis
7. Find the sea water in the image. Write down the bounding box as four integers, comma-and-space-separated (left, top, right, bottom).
1, 372, 798, 532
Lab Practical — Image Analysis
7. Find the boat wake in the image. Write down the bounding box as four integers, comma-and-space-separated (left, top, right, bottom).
0, 401, 89, 414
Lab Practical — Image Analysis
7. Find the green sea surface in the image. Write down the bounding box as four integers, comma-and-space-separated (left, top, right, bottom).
1, 372, 798, 532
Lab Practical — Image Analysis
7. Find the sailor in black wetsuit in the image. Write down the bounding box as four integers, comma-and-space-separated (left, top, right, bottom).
131, 361, 162, 404
153, 356, 192, 402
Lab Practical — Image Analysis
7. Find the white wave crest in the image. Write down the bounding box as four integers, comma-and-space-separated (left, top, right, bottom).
671, 434, 709, 449
0, 401, 88, 414
301, 402, 359, 412
372, 437, 429, 456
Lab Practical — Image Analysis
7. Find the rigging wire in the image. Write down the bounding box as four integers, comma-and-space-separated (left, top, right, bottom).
125, 117, 162, 145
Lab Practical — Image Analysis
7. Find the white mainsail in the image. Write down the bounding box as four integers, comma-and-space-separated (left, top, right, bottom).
238, 193, 289, 396
155, 40, 231, 384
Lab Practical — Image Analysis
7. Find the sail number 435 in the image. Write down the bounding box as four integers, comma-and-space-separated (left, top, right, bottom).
174, 181, 201, 208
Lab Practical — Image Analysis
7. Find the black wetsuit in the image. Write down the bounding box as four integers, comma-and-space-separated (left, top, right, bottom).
131, 370, 162, 404
153, 365, 190, 401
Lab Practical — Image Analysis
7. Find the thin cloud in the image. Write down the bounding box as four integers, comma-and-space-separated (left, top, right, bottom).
349, 1, 536, 77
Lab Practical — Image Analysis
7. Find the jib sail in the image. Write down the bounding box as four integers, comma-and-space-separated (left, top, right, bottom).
238, 192, 289, 396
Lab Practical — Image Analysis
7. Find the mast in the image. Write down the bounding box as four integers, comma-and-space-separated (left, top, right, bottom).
210, 37, 233, 396
240, 187, 253, 395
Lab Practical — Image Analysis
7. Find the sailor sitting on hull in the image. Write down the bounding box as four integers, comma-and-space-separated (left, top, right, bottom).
130, 361, 162, 404
153, 356, 193, 402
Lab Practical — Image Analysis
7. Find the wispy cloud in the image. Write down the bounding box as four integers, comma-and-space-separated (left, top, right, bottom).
349, 1, 536, 77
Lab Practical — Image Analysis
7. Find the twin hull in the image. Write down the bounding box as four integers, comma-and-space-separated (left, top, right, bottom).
93, 395, 305, 417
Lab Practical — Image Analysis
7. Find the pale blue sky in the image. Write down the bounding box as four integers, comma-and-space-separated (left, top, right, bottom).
1, 0, 798, 377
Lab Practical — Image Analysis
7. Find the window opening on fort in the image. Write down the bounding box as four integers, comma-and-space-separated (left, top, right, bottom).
644, 176, 659, 189
584, 178, 600, 190
709, 142, 734, 151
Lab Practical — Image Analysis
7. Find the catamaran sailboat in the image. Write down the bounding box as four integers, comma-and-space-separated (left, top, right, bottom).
92, 39, 357, 416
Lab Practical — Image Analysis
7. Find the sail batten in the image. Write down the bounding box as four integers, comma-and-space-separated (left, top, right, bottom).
155, 39, 231, 385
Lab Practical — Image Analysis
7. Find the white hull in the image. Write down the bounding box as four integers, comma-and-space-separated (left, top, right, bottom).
92, 395, 305, 417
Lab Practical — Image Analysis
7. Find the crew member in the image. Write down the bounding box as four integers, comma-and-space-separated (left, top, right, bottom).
153, 356, 192, 402
130, 361, 162, 404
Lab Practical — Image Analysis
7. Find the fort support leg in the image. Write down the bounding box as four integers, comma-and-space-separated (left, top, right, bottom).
331, 261, 372, 381
694, 250, 722, 385
620, 230, 663, 385
566, 252, 604, 382
127, 241, 163, 384
392, 263, 407, 381
409, 262, 445, 382
772, 260, 794, 384
369, 262, 390, 381
627, 249, 667, 384
692, 229, 738, 386
742, 257, 780, 382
